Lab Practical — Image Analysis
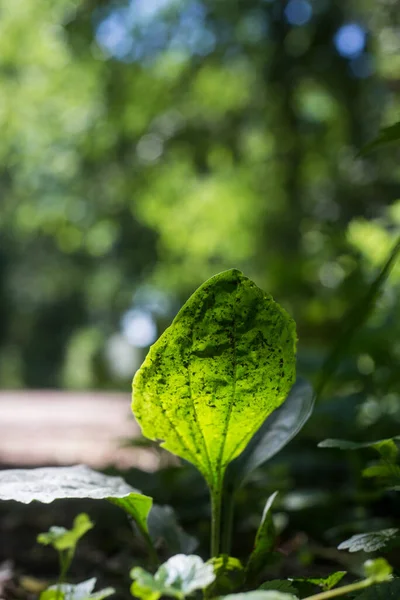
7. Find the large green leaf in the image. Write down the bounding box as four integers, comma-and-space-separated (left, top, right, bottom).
0, 465, 153, 543
132, 269, 296, 489
225, 379, 313, 489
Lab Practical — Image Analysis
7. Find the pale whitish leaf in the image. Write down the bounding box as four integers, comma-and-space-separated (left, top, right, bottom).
130, 554, 215, 600
132, 269, 296, 488
225, 379, 313, 488
338, 529, 399, 553
0, 465, 152, 538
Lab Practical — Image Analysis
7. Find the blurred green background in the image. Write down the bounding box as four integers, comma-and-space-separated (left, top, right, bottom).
0, 0, 399, 414
1, 0, 400, 581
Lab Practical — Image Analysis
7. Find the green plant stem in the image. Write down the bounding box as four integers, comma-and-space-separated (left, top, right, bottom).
221, 487, 235, 555
303, 578, 372, 600
211, 485, 223, 557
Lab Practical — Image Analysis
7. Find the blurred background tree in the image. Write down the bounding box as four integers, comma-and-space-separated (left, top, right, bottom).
0, 0, 399, 418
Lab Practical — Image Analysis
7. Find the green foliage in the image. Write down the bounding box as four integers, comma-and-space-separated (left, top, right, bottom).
360, 121, 400, 154
207, 555, 244, 596
225, 379, 314, 489
132, 269, 296, 491
293, 572, 346, 592
130, 555, 215, 600
245, 492, 278, 581
363, 558, 393, 582
220, 592, 298, 600
147, 505, 198, 557
40, 578, 114, 600
353, 579, 400, 600
0, 465, 155, 560
259, 582, 298, 595
37, 513, 93, 551
318, 438, 400, 452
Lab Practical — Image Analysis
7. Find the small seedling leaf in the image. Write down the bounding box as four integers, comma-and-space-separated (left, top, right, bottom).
292, 571, 346, 591
246, 492, 278, 580
338, 529, 400, 553
363, 558, 393, 582
132, 269, 296, 489
225, 379, 313, 489
0, 465, 153, 538
40, 578, 114, 600
130, 554, 215, 600
37, 513, 93, 551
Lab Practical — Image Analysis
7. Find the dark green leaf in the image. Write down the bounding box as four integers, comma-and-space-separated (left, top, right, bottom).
293, 571, 346, 591
318, 437, 400, 453
207, 555, 244, 596
353, 578, 400, 599
225, 379, 313, 488
338, 530, 399, 553
359, 121, 400, 154
259, 581, 298, 595
246, 492, 278, 580
132, 269, 296, 489
362, 464, 400, 481
147, 505, 198, 555
130, 555, 215, 600
221, 592, 298, 600
37, 513, 93, 551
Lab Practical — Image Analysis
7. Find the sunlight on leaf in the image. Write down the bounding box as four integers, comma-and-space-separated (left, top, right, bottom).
132, 269, 296, 489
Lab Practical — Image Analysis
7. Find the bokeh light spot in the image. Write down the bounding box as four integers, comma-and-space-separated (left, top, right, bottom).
285, 0, 312, 26
122, 309, 157, 348
334, 23, 366, 58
